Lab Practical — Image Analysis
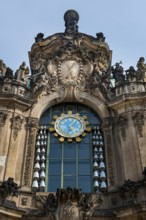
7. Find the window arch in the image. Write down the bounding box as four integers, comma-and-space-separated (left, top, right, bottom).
32, 103, 107, 192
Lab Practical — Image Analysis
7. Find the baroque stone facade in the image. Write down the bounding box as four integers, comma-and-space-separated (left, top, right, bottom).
0, 10, 146, 220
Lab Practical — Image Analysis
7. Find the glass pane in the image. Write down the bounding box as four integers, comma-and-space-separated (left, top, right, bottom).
78, 160, 90, 175
78, 176, 91, 192
49, 160, 61, 175
64, 143, 76, 158
64, 176, 76, 188
78, 145, 90, 159
64, 160, 76, 175
49, 145, 62, 158
64, 104, 76, 114
52, 105, 63, 114
48, 176, 61, 192
50, 134, 60, 144
80, 134, 90, 144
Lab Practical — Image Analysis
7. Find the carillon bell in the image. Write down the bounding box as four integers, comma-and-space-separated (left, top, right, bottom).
41, 140, 44, 146
93, 170, 99, 179
99, 162, 105, 170
94, 180, 99, 189
39, 130, 43, 135
41, 148, 46, 154
40, 180, 45, 189
33, 171, 39, 180
32, 180, 39, 189
41, 155, 45, 161
94, 147, 98, 152
94, 154, 98, 159
99, 147, 103, 153
37, 135, 41, 140
36, 148, 41, 154
36, 155, 40, 161
41, 162, 45, 169
100, 171, 106, 180
100, 181, 107, 190
40, 171, 45, 179
99, 154, 103, 161
41, 135, 45, 140
36, 141, 40, 147
93, 161, 98, 168
34, 162, 40, 170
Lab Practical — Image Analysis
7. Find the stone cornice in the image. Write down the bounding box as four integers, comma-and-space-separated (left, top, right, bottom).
0, 94, 34, 112
108, 93, 146, 111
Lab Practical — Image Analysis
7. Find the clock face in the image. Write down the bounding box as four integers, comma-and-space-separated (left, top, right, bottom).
55, 115, 86, 138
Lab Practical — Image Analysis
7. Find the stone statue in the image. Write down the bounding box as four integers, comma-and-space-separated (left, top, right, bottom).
0, 60, 7, 79
111, 62, 125, 84
15, 62, 29, 83
125, 66, 137, 82
64, 10, 79, 35
96, 32, 105, 42
136, 57, 146, 81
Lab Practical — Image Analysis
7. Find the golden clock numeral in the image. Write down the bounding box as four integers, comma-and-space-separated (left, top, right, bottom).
86, 127, 91, 132
51, 121, 55, 125
82, 133, 86, 137
76, 137, 81, 142
53, 115, 58, 119
82, 115, 87, 119
49, 127, 55, 132
86, 121, 89, 125
68, 138, 73, 142
54, 133, 59, 137
68, 111, 72, 114
59, 137, 65, 142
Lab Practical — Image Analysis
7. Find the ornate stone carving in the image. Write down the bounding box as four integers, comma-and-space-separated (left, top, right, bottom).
35, 187, 103, 220
136, 57, 146, 82
0, 112, 7, 127
29, 10, 112, 102
23, 118, 38, 186
102, 119, 114, 186
21, 197, 28, 206
0, 177, 19, 203
133, 112, 144, 137
117, 115, 128, 141
11, 115, 23, 140
125, 66, 137, 82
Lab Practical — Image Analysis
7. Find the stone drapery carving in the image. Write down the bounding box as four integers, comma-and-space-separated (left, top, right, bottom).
0, 112, 7, 127
11, 115, 23, 140
133, 112, 144, 137
111, 62, 125, 84
136, 57, 146, 82
23, 118, 38, 186
102, 119, 115, 187
35, 187, 103, 220
117, 115, 128, 141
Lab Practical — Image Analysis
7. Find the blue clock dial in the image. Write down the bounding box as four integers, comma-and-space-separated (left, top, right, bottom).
55, 114, 86, 138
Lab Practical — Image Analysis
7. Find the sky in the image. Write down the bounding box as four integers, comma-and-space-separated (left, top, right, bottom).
0, 0, 146, 74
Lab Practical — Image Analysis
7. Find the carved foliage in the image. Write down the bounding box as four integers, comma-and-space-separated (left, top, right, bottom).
23, 118, 38, 186
117, 115, 128, 141
102, 120, 114, 186
133, 112, 144, 137
0, 112, 7, 127
11, 115, 23, 140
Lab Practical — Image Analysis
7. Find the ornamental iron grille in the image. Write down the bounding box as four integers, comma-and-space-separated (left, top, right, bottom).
32, 103, 107, 192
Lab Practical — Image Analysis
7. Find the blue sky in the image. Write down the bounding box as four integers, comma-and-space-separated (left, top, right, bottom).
0, 0, 146, 73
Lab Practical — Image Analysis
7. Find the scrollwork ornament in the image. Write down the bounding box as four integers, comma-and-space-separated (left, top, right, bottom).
0, 112, 7, 127
11, 115, 23, 140
133, 112, 144, 137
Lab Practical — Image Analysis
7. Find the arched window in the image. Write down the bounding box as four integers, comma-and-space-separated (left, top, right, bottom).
32, 103, 107, 192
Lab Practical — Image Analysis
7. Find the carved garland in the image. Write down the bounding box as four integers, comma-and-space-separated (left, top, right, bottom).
23, 118, 38, 186
133, 112, 144, 137
11, 115, 23, 140
0, 112, 7, 127
102, 120, 114, 186
117, 115, 128, 141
